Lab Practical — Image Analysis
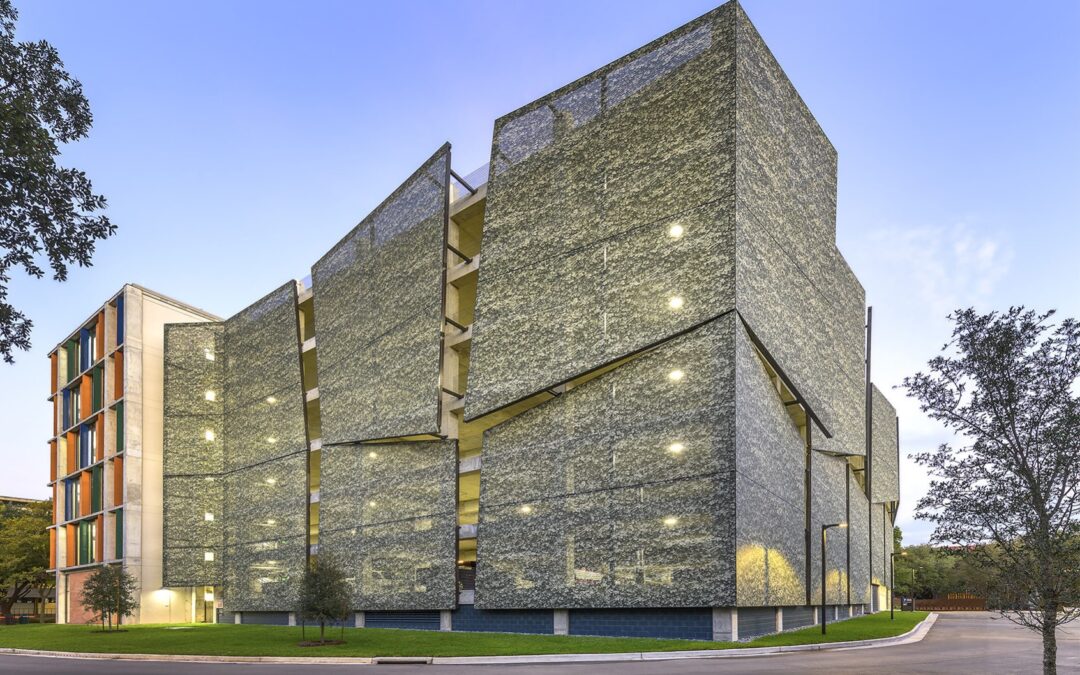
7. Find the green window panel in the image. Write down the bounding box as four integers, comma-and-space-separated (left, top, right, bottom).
91, 466, 102, 513
92, 366, 103, 412
115, 509, 124, 559
78, 520, 91, 565
115, 402, 124, 453
65, 340, 78, 382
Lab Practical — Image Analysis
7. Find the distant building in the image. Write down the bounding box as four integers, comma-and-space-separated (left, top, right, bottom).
46, 285, 219, 624
1, 496, 54, 618
0, 495, 43, 509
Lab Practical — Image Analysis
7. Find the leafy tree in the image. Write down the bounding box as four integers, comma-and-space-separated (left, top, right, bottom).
80, 564, 138, 631
0, 0, 115, 364
0, 500, 51, 620
903, 307, 1080, 675
298, 555, 351, 645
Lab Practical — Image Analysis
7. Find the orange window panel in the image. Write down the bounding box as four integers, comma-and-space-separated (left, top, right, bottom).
113, 456, 123, 505
65, 524, 75, 567
79, 375, 92, 420
79, 471, 91, 514
65, 431, 77, 476
49, 440, 57, 481
95, 515, 103, 562
95, 312, 105, 360
50, 353, 58, 395
113, 350, 124, 401
49, 529, 56, 569
53, 396, 59, 437
95, 418, 104, 461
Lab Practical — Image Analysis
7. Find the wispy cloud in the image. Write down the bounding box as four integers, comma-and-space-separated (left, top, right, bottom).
868, 222, 1013, 317
847, 220, 1013, 544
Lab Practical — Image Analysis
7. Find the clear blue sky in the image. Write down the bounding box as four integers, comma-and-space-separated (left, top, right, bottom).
2, 0, 1078, 545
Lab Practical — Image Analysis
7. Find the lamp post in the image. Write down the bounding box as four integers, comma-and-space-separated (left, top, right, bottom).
890, 551, 908, 619
821, 522, 847, 634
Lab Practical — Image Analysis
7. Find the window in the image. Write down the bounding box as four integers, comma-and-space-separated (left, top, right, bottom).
84, 325, 97, 369
77, 520, 95, 565
64, 479, 78, 521
62, 389, 71, 430
79, 328, 92, 372
79, 424, 94, 469
70, 387, 81, 426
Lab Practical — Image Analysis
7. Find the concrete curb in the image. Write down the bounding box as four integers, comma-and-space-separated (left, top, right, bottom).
0, 648, 375, 665
433, 613, 939, 665
0, 613, 937, 666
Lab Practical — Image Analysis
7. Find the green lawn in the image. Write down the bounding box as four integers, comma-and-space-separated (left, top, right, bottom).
0, 611, 928, 657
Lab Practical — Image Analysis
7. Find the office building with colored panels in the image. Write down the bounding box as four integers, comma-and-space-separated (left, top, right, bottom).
47, 286, 219, 624
50, 1, 901, 638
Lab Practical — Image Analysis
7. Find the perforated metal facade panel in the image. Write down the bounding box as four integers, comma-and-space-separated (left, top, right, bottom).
319, 440, 458, 610
312, 146, 450, 444
475, 316, 737, 609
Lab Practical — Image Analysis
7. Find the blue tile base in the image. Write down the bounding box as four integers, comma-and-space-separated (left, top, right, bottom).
452, 606, 553, 634
568, 608, 712, 641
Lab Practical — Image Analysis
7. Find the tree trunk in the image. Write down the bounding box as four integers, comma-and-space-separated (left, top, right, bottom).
1043, 613, 1057, 675
320, 620, 326, 645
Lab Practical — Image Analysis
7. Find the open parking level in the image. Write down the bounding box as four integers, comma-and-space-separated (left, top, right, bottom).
0, 613, 1077, 673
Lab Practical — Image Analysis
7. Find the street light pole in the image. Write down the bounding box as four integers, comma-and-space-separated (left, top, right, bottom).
890, 551, 908, 620
821, 522, 847, 635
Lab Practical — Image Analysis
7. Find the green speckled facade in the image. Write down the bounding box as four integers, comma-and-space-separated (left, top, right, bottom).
848, 466, 872, 604
871, 385, 900, 504
476, 316, 737, 609
162, 322, 224, 587
319, 440, 458, 610
734, 319, 806, 607
312, 145, 450, 444
733, 2, 865, 458
466, 6, 737, 420
809, 452, 849, 605
163, 284, 307, 612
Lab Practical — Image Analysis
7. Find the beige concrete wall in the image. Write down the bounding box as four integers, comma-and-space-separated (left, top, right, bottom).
126, 286, 216, 623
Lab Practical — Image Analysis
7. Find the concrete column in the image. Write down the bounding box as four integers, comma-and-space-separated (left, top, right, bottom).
233, 612, 241, 624
813, 607, 819, 624
288, 612, 297, 627
440, 610, 452, 632
775, 607, 783, 633
354, 611, 365, 628
712, 607, 738, 641
553, 609, 569, 635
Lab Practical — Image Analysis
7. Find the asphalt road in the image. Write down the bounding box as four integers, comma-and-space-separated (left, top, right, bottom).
0, 612, 1076, 674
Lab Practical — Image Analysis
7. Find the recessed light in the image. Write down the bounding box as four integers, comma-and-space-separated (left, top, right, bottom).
668, 369, 685, 382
